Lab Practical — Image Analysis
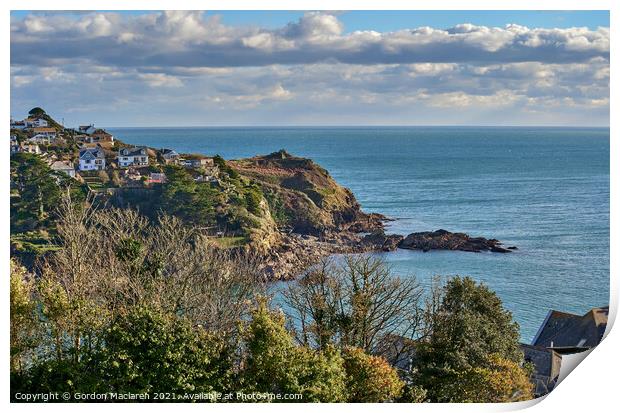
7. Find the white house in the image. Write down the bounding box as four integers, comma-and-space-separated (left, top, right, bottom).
24, 118, 49, 128
79, 148, 106, 171
118, 146, 149, 168
78, 124, 96, 135
28, 135, 52, 145
160, 148, 180, 164
30, 127, 57, 142
50, 161, 76, 178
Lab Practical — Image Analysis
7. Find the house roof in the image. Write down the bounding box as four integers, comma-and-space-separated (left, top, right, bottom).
161, 148, 179, 156
92, 129, 112, 137
532, 306, 608, 349
79, 148, 105, 160
32, 127, 56, 133
520, 343, 561, 377
50, 161, 74, 171
119, 146, 148, 157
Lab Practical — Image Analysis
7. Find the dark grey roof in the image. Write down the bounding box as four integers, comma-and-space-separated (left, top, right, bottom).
532, 307, 608, 350
161, 148, 179, 156
119, 146, 148, 157
79, 148, 105, 160
520, 343, 562, 397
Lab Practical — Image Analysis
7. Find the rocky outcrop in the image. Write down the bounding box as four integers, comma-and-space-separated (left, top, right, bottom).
232, 151, 385, 236
226, 152, 516, 279
361, 230, 404, 251
398, 229, 515, 253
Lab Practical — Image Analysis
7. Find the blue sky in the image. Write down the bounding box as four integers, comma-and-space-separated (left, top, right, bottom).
11, 10, 610, 30
10, 10, 610, 126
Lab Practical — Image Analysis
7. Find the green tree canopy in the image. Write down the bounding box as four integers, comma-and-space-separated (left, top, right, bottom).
413, 276, 530, 402
96, 306, 232, 394
342, 346, 404, 402
28, 107, 46, 117
10, 153, 85, 231
241, 299, 347, 402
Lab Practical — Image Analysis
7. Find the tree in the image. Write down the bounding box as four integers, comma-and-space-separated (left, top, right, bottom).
213, 154, 239, 179
10, 153, 86, 231
342, 346, 404, 402
10, 259, 40, 373
12, 196, 265, 400
421, 276, 522, 369
244, 186, 263, 215
28, 107, 46, 117
95, 306, 232, 394
241, 299, 347, 402
160, 165, 221, 226
284, 255, 425, 356
430, 354, 532, 403
412, 276, 532, 402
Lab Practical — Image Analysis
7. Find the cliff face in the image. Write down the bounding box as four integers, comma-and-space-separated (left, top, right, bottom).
227, 150, 385, 279
231, 150, 382, 237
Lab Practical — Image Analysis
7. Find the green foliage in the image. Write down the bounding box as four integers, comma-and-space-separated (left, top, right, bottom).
10, 231, 59, 256
10, 153, 86, 232
10, 260, 40, 373
213, 154, 226, 168
342, 347, 404, 402
426, 354, 533, 403
160, 165, 221, 226
213, 154, 239, 179
422, 276, 522, 369
242, 299, 347, 402
412, 276, 530, 402
115, 238, 143, 263
28, 107, 46, 116
263, 188, 290, 225
96, 306, 232, 394
244, 186, 263, 216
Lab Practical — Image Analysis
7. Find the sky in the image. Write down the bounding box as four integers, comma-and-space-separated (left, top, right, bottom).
10, 10, 610, 127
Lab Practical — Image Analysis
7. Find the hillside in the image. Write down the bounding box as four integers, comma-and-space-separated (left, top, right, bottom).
10, 110, 386, 279
232, 150, 383, 236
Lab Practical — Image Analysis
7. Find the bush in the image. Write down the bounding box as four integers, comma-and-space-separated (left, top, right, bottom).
96, 306, 232, 394
342, 347, 404, 402
245, 188, 263, 216
242, 300, 347, 402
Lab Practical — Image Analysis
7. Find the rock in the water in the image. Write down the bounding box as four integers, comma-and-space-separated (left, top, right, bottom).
398, 229, 513, 253
362, 230, 404, 252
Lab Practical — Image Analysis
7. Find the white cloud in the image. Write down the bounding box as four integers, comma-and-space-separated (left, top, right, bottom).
9, 11, 609, 126
138, 73, 183, 88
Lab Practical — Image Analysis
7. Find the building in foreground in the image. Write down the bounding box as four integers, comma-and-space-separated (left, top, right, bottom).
523, 306, 608, 397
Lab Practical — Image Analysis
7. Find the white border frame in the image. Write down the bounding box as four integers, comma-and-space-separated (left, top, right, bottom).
2, 1, 616, 411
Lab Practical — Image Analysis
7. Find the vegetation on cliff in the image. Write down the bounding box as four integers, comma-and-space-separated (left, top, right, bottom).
10, 197, 532, 402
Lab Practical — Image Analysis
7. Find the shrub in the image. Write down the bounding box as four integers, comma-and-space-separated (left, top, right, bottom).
342, 347, 404, 402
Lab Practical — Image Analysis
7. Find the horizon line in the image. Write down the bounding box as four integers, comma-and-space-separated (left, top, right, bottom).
99, 124, 611, 129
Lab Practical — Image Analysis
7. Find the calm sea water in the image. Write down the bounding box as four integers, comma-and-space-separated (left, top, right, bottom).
107, 126, 610, 342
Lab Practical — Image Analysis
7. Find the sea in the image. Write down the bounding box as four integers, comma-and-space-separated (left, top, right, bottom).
107, 126, 610, 342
